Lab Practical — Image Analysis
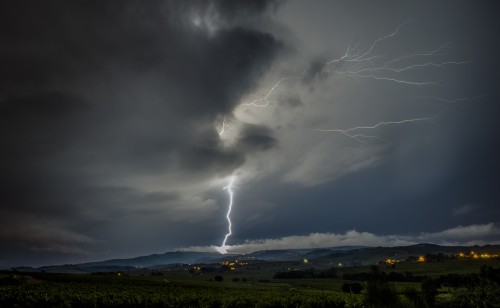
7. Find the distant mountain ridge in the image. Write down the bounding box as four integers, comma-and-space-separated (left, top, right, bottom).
81, 251, 221, 268
13, 244, 500, 274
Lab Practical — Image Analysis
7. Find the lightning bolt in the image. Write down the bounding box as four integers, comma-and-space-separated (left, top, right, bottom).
382, 43, 451, 67
240, 76, 300, 108
315, 117, 434, 143
315, 22, 472, 142
238, 21, 470, 115
325, 21, 469, 86
217, 115, 227, 136
406, 95, 485, 103
352, 20, 412, 62
217, 175, 236, 254
325, 20, 411, 66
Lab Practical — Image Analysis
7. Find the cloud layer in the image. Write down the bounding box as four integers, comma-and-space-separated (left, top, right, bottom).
184, 223, 500, 254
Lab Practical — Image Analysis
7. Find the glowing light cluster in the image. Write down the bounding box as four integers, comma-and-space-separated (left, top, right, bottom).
221, 259, 248, 270
458, 251, 499, 259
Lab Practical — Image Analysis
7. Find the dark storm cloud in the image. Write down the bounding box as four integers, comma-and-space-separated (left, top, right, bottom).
0, 0, 283, 266
236, 124, 278, 151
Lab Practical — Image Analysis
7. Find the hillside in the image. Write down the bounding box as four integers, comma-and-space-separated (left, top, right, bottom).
13, 244, 500, 273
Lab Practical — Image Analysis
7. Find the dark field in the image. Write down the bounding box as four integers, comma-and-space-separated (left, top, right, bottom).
1, 258, 499, 307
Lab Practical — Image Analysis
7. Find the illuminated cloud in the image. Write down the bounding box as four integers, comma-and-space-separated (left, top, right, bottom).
416, 223, 500, 244
283, 141, 384, 186
184, 223, 500, 254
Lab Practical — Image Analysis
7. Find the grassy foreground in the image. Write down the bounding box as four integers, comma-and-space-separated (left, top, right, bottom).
0, 273, 361, 308
1, 258, 499, 307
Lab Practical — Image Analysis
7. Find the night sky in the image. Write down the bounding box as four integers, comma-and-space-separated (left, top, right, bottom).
1, 0, 499, 267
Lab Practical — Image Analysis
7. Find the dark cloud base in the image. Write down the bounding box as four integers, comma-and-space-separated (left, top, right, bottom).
0, 0, 283, 266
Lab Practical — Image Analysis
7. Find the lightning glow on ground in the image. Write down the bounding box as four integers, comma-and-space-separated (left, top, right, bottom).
216, 176, 237, 254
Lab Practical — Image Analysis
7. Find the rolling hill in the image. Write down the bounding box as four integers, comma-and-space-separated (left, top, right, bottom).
13, 244, 500, 273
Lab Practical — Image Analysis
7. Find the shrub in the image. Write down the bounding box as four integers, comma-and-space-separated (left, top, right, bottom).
214, 275, 223, 282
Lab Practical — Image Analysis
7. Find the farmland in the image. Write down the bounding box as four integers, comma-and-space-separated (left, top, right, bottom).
0, 272, 359, 307
1, 256, 499, 307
